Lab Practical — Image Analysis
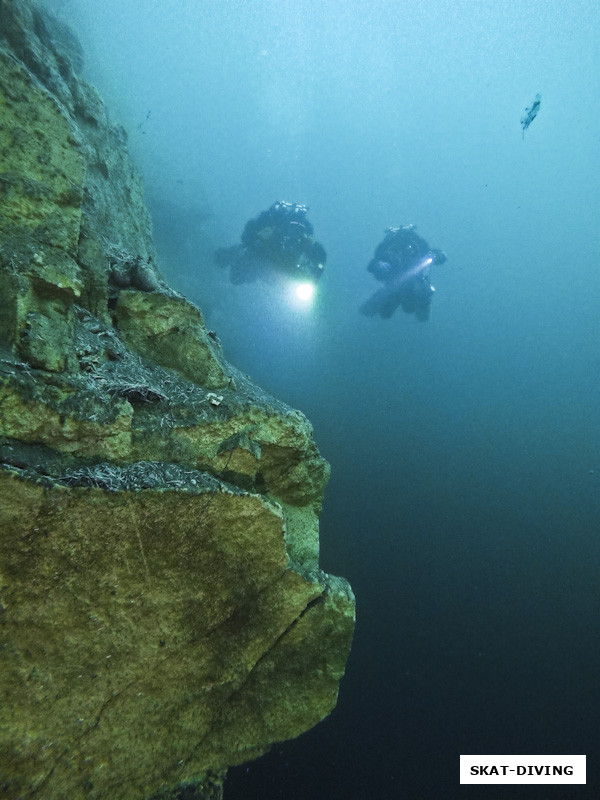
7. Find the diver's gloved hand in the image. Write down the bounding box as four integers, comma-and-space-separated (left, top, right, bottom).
367, 259, 393, 280
429, 248, 447, 266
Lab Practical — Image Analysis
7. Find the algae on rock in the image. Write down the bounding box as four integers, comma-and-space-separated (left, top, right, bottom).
0, 1, 355, 799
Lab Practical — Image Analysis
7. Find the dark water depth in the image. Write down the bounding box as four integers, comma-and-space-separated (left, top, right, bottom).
45, 1, 600, 797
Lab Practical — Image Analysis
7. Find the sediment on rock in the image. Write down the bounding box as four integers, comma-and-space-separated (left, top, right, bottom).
0, 2, 354, 799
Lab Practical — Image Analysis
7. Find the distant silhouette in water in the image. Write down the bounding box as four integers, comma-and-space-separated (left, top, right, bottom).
360, 225, 447, 321
521, 93, 541, 138
214, 201, 326, 287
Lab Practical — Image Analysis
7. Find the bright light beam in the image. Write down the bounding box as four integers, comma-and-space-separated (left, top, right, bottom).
295, 282, 314, 302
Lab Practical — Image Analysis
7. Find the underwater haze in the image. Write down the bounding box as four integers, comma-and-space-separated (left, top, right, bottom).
47, 0, 599, 797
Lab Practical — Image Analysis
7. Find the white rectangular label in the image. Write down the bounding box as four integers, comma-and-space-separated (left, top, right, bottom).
460, 755, 586, 784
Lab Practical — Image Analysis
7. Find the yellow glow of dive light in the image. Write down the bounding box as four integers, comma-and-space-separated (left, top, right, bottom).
295, 282, 315, 302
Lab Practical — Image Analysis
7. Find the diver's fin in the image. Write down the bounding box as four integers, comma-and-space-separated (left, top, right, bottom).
214, 245, 240, 268
360, 286, 403, 318
359, 290, 386, 316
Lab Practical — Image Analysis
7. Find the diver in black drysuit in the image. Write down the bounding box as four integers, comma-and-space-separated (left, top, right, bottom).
360, 225, 447, 321
214, 201, 326, 286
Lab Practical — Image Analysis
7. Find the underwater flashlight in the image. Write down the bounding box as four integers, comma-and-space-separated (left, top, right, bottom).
294, 282, 315, 302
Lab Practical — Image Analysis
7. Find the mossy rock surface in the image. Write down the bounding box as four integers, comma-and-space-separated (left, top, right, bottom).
0, 1, 354, 798
0, 469, 354, 799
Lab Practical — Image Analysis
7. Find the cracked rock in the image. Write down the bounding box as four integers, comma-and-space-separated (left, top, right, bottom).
0, 1, 354, 798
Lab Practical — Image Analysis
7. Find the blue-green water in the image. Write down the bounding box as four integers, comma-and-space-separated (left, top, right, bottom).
50, 1, 599, 797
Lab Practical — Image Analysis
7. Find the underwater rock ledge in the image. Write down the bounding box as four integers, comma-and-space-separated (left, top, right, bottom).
0, 2, 355, 799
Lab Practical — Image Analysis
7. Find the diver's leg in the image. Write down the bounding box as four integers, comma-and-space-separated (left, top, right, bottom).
359, 287, 388, 316
379, 290, 403, 318
414, 278, 434, 321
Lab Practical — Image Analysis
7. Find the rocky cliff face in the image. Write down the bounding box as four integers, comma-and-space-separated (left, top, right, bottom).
0, 2, 355, 798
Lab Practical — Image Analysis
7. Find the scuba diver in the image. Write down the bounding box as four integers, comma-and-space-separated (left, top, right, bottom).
521, 93, 541, 138
359, 225, 447, 321
214, 201, 326, 288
